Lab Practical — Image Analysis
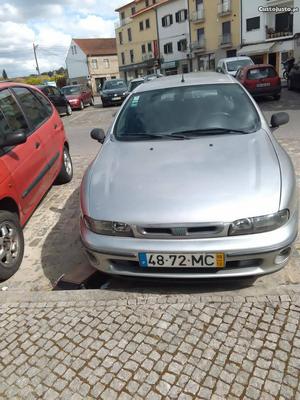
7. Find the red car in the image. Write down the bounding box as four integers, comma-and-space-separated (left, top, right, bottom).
61, 84, 94, 110
236, 64, 281, 100
0, 82, 73, 280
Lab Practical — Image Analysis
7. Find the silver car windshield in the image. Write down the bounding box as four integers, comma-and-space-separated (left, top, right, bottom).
114, 84, 260, 140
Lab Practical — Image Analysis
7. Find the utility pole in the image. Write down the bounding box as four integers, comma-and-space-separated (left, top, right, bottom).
33, 43, 40, 75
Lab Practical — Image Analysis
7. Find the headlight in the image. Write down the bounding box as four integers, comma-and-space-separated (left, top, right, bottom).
229, 210, 289, 236
123, 91, 129, 96
84, 216, 133, 237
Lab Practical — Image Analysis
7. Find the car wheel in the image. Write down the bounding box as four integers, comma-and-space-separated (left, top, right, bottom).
90, 97, 94, 106
102, 100, 107, 108
273, 94, 281, 100
66, 104, 72, 115
287, 78, 293, 91
0, 211, 24, 280
80, 101, 84, 110
56, 147, 73, 184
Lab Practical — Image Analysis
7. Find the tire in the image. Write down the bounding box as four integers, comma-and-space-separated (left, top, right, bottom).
287, 78, 293, 91
66, 104, 72, 115
273, 94, 281, 100
0, 211, 24, 280
283, 71, 288, 80
80, 101, 84, 110
90, 97, 94, 106
56, 147, 73, 184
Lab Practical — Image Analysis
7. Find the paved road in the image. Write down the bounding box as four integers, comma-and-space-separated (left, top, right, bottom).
0, 90, 300, 295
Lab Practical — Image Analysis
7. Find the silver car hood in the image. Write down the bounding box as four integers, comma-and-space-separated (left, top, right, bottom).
87, 130, 281, 224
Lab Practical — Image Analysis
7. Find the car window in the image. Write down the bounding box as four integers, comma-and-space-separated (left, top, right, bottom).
129, 80, 144, 92
51, 87, 61, 96
12, 87, 50, 131
0, 89, 29, 137
61, 86, 80, 95
34, 91, 53, 116
247, 67, 277, 80
103, 80, 127, 90
114, 84, 260, 139
227, 59, 252, 72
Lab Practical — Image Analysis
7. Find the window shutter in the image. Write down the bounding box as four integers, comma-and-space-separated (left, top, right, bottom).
175, 12, 179, 22
162, 17, 165, 27
184, 9, 188, 20
164, 44, 167, 53
177, 41, 181, 51
170, 15, 173, 24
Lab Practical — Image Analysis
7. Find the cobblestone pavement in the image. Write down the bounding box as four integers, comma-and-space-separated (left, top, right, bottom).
0, 291, 300, 399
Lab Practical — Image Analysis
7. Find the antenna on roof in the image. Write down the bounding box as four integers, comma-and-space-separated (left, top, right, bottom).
181, 73, 185, 83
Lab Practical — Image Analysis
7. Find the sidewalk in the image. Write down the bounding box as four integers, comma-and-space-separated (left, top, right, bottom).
1, 290, 300, 399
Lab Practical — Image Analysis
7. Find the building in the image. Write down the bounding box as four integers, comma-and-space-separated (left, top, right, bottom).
115, 0, 165, 81
238, 0, 300, 75
65, 38, 119, 93
156, 0, 191, 75
188, 0, 241, 71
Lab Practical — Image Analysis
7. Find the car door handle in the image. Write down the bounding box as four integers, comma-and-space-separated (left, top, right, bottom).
35, 142, 40, 149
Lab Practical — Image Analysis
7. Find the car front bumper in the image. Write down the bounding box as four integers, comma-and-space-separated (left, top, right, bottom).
80, 212, 298, 279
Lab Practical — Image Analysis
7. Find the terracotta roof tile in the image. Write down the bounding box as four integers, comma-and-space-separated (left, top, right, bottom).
73, 38, 117, 56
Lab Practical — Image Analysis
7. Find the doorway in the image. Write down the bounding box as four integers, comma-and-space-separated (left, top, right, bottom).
268, 53, 277, 68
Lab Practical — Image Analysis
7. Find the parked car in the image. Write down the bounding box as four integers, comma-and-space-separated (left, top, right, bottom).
128, 78, 145, 92
236, 64, 281, 100
61, 84, 94, 110
287, 62, 300, 90
37, 85, 72, 116
216, 56, 254, 76
143, 73, 164, 81
0, 82, 73, 279
80, 72, 297, 281
100, 79, 129, 107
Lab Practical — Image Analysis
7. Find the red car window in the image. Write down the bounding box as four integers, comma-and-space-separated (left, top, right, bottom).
247, 67, 277, 80
0, 89, 29, 135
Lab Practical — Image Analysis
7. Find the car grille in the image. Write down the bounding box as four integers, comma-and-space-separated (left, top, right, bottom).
134, 224, 228, 239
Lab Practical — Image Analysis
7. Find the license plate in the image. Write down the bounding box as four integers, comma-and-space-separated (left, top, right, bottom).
256, 83, 271, 87
138, 253, 225, 268
112, 97, 121, 101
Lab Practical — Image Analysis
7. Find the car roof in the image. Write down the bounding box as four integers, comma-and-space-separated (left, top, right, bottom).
240, 64, 275, 72
133, 72, 236, 93
130, 78, 145, 83
0, 81, 40, 90
220, 56, 252, 63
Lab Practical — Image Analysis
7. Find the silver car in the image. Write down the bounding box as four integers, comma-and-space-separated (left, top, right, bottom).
80, 72, 298, 279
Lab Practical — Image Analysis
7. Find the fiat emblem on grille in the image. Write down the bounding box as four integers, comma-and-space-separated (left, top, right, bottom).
172, 227, 187, 236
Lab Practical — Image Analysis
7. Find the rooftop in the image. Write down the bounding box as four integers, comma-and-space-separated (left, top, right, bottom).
73, 38, 117, 56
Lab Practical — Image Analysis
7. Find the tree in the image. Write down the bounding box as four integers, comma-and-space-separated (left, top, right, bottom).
2, 69, 8, 80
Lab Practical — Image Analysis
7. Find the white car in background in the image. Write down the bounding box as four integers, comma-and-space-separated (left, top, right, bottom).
216, 56, 254, 77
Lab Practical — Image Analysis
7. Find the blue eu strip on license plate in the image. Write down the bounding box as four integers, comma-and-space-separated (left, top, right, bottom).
138, 253, 148, 268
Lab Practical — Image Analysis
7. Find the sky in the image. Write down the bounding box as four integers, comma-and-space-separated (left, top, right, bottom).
0, 0, 128, 77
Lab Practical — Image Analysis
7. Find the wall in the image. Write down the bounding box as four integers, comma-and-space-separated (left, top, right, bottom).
157, 0, 190, 64
65, 40, 89, 79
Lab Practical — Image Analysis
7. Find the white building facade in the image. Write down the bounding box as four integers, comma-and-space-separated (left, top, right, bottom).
65, 40, 89, 83
156, 0, 191, 74
239, 0, 300, 75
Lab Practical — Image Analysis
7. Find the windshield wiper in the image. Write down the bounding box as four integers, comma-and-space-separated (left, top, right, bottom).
119, 133, 191, 141
170, 128, 250, 136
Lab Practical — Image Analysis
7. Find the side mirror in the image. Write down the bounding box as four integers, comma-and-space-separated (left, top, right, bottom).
216, 67, 222, 73
90, 128, 105, 143
270, 112, 289, 128
0, 131, 27, 148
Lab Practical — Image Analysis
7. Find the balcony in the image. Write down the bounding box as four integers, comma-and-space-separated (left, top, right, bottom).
190, 38, 206, 52
142, 53, 154, 61
219, 33, 232, 47
190, 9, 205, 23
114, 17, 132, 29
218, 1, 231, 16
266, 27, 293, 39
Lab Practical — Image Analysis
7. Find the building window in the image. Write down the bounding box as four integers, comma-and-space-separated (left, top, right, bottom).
146, 19, 150, 28
128, 28, 132, 41
121, 52, 125, 64
246, 16, 260, 31
71, 45, 77, 55
145, 0, 149, 6
103, 59, 110, 68
142, 44, 146, 54
197, 27, 204, 42
164, 42, 173, 54
131, 7, 135, 15
177, 39, 187, 51
196, 0, 203, 10
91, 59, 98, 69
175, 9, 188, 23
121, 11, 125, 20
162, 15, 173, 27
182, 64, 189, 73
119, 32, 123, 45
139, 21, 144, 31
148, 42, 152, 52
130, 50, 134, 63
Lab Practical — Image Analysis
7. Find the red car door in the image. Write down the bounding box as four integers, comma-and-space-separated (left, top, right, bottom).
0, 87, 48, 219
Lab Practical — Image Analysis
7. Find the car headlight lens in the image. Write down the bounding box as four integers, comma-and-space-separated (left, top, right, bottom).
123, 91, 129, 96
229, 210, 289, 236
84, 217, 133, 237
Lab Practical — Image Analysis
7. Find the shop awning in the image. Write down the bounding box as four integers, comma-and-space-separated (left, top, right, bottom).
237, 42, 276, 56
